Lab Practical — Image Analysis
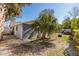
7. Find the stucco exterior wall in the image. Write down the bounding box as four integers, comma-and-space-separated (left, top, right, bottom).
14, 24, 23, 39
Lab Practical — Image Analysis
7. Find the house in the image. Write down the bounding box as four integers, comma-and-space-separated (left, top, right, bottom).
10, 21, 37, 39
2, 27, 12, 35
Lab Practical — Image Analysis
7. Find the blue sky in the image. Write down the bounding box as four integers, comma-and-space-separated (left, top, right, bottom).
14, 3, 79, 24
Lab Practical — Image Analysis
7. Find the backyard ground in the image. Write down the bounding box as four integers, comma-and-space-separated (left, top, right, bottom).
0, 33, 69, 56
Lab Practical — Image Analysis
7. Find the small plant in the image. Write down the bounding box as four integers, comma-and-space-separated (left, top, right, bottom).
62, 35, 69, 41
75, 45, 79, 49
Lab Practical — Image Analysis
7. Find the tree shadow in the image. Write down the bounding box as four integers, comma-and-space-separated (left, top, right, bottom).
63, 45, 76, 56
63, 36, 77, 56
0, 35, 19, 42
9, 39, 56, 56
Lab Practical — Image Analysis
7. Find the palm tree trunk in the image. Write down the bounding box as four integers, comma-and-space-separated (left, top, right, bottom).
37, 32, 41, 38
42, 32, 46, 39
0, 4, 5, 40
0, 32, 3, 40
0, 32, 2, 40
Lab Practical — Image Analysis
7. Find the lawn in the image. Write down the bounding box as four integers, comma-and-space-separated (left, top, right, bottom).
0, 33, 69, 56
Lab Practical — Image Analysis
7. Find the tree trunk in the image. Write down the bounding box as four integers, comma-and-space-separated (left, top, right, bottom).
0, 32, 2, 40
37, 32, 41, 39
42, 32, 46, 39
0, 4, 5, 40
0, 32, 3, 40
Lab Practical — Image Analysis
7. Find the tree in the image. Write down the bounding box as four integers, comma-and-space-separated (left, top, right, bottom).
0, 3, 31, 40
32, 9, 57, 39
56, 23, 62, 32
68, 7, 79, 18
5, 3, 31, 21
62, 17, 71, 29
71, 18, 79, 29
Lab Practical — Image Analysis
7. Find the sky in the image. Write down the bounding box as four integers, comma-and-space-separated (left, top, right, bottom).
5, 3, 79, 27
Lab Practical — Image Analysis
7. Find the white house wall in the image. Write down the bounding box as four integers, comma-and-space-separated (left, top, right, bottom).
14, 24, 23, 39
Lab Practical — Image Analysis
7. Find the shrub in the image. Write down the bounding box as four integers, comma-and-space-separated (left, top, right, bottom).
74, 32, 79, 39
62, 35, 69, 41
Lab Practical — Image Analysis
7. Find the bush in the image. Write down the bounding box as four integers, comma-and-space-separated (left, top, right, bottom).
75, 45, 79, 55
74, 32, 79, 39
62, 35, 69, 41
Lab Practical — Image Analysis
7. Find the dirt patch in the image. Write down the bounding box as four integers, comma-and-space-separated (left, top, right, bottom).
0, 33, 69, 56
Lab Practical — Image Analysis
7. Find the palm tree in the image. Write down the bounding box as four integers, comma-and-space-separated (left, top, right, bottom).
0, 3, 31, 40
55, 23, 62, 32
32, 9, 57, 39
62, 17, 71, 29
71, 18, 79, 29
5, 3, 31, 21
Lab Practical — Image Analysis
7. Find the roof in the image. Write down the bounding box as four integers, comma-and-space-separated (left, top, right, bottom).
10, 21, 33, 27
23, 21, 33, 25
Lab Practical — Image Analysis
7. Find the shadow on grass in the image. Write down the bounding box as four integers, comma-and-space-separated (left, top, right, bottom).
10, 39, 56, 55
0, 35, 19, 41
63, 36, 77, 56
63, 44, 77, 56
